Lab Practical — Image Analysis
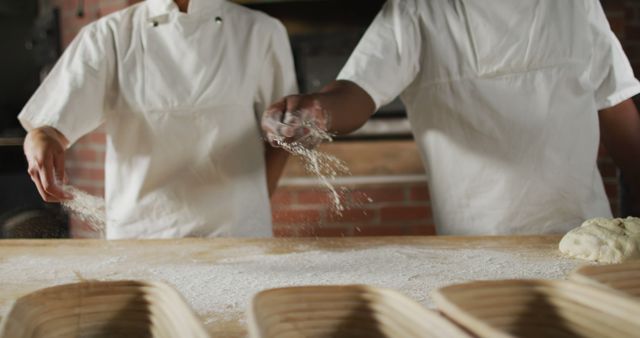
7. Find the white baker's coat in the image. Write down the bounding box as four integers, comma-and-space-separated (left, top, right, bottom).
338, 0, 640, 235
18, 0, 298, 238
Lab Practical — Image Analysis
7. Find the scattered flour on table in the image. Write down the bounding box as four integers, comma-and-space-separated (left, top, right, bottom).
0, 245, 582, 327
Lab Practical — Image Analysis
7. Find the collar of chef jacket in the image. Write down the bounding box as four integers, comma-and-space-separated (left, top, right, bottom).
147, 0, 224, 18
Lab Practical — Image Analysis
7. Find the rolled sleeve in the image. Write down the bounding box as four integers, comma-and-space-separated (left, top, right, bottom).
18, 24, 114, 146
337, 0, 421, 110
587, 0, 640, 110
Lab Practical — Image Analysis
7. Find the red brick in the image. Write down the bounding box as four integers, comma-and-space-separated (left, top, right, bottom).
271, 190, 294, 206
61, 31, 77, 48
85, 131, 106, 143
68, 167, 105, 181
272, 226, 295, 237
272, 210, 321, 225
297, 190, 334, 204
353, 225, 404, 237
99, 3, 128, 16
275, 225, 346, 238
291, 225, 327, 237
75, 185, 104, 196
69, 148, 97, 162
350, 187, 405, 203
311, 227, 349, 237
326, 209, 375, 223
65, 158, 104, 169
69, 141, 95, 151
410, 186, 430, 201
273, 225, 321, 237
380, 206, 430, 222
347, 190, 374, 205
406, 224, 437, 236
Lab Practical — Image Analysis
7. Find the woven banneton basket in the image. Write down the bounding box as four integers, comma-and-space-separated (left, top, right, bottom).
248, 285, 471, 338
570, 261, 640, 298
433, 279, 640, 338
0, 280, 210, 338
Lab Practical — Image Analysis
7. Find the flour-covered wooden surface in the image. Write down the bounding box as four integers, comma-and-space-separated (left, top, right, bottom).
0, 236, 582, 337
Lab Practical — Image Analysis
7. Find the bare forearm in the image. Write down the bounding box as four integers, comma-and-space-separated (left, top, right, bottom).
27, 126, 70, 149
599, 99, 640, 194
23, 126, 70, 202
317, 80, 376, 135
265, 144, 289, 197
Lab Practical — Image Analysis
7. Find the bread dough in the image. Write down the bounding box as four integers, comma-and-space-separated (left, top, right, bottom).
559, 217, 640, 263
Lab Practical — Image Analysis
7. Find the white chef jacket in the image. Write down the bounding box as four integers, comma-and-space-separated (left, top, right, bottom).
18, 0, 298, 238
338, 0, 640, 235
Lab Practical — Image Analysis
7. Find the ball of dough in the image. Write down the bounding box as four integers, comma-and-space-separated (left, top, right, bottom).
559, 217, 640, 263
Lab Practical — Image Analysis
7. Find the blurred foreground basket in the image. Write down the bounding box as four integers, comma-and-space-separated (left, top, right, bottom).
433, 279, 640, 338
248, 285, 471, 338
0, 280, 209, 338
570, 261, 640, 298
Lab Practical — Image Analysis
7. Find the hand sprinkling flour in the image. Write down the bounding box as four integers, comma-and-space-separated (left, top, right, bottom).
271, 122, 371, 216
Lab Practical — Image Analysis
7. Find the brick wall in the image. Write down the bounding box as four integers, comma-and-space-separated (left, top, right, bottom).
54, 0, 638, 238
272, 179, 435, 237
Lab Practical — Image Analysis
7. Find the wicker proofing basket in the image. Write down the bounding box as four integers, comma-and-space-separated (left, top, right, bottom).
248, 285, 472, 338
433, 279, 640, 338
0, 280, 210, 338
570, 261, 640, 298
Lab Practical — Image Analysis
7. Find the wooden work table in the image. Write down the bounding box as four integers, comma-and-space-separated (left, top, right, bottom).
0, 236, 578, 337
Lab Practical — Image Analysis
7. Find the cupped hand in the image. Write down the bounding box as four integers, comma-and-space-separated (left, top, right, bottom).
23, 127, 72, 202
261, 94, 331, 149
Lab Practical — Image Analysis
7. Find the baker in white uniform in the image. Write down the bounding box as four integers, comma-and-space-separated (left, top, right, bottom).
262, 0, 640, 235
20, 0, 297, 238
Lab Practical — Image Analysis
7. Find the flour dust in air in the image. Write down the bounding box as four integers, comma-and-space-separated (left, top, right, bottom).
61, 185, 107, 237
273, 124, 371, 216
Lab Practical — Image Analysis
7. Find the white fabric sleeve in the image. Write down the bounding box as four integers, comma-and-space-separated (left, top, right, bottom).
337, 0, 421, 110
18, 23, 115, 146
586, 0, 640, 110
254, 19, 299, 120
